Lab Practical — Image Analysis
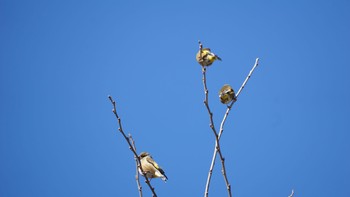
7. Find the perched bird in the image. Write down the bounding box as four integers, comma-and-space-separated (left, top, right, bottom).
138, 152, 168, 182
219, 84, 236, 104
196, 48, 222, 66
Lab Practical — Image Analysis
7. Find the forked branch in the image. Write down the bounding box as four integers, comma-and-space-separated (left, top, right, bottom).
202, 66, 232, 197
203, 56, 260, 197
199, 40, 232, 197
219, 58, 260, 139
108, 95, 157, 197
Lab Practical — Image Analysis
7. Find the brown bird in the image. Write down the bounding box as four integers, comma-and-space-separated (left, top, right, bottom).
138, 152, 168, 182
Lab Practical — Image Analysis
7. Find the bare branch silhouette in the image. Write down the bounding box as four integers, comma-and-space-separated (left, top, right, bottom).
205, 58, 260, 196
199, 41, 232, 197
200, 42, 260, 197
220, 57, 260, 139
202, 66, 232, 197
108, 95, 157, 197
129, 135, 143, 197
235, 58, 260, 101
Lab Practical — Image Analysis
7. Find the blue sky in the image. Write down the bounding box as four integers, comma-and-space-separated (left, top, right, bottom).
1, 0, 350, 196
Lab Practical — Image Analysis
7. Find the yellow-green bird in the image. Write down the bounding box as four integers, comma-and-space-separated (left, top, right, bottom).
196, 48, 222, 66
138, 152, 168, 182
219, 84, 236, 104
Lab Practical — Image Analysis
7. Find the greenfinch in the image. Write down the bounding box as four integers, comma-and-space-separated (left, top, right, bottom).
196, 48, 222, 66
138, 152, 168, 182
219, 84, 236, 104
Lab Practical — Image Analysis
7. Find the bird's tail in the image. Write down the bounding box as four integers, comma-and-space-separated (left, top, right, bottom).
161, 174, 168, 182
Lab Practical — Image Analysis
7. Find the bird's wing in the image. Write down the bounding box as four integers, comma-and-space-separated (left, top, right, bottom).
202, 48, 221, 59
146, 156, 160, 169
146, 157, 167, 178
225, 88, 233, 94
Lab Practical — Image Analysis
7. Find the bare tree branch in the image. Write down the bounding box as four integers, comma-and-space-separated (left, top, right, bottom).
199, 41, 232, 197
129, 135, 142, 197
219, 58, 260, 139
202, 66, 232, 197
202, 67, 219, 136
108, 95, 157, 197
235, 58, 260, 101
202, 53, 260, 197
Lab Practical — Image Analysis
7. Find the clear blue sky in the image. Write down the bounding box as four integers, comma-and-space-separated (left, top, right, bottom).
1, 0, 350, 196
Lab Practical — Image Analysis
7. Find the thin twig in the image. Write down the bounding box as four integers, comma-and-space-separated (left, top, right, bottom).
288, 189, 294, 197
204, 58, 260, 197
202, 67, 219, 137
234, 58, 260, 101
219, 58, 260, 139
199, 40, 204, 66
108, 95, 157, 197
200, 45, 232, 197
129, 135, 142, 197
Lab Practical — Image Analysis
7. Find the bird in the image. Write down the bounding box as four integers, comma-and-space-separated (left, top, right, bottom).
196, 48, 222, 66
219, 84, 236, 104
138, 152, 168, 182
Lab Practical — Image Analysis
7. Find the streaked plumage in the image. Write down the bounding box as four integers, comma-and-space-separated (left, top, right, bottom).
138, 152, 168, 182
219, 84, 236, 104
196, 48, 222, 66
